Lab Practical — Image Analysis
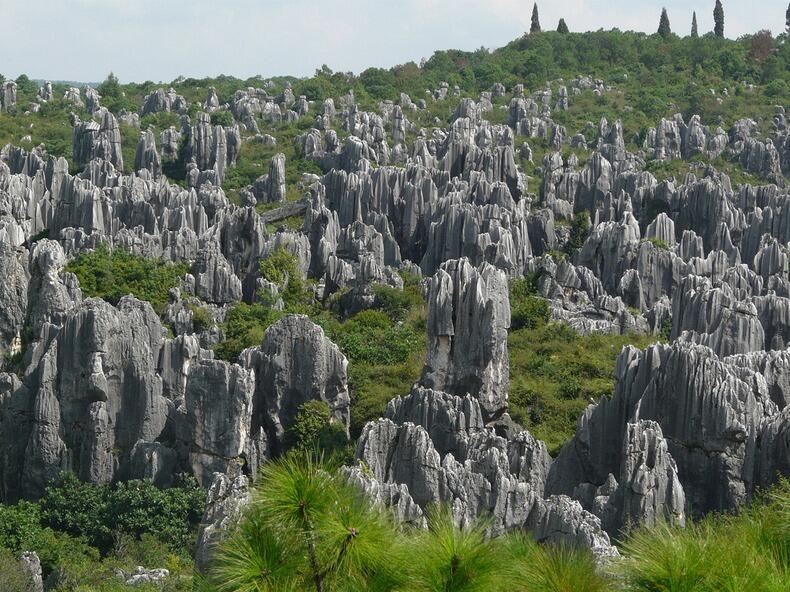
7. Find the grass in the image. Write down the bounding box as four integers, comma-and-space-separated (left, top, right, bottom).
619, 479, 790, 592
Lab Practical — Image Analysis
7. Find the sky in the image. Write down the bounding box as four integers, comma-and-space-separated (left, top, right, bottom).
0, 0, 786, 84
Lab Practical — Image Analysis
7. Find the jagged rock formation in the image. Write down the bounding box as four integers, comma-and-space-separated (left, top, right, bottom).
0, 70, 789, 567
134, 128, 162, 177
351, 386, 618, 557
72, 109, 124, 169
421, 258, 511, 419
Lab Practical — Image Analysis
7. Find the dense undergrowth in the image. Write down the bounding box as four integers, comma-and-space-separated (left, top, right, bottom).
0, 475, 204, 591
65, 246, 189, 314
203, 455, 790, 592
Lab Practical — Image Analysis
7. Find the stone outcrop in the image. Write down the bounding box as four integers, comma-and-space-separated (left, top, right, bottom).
421, 258, 510, 419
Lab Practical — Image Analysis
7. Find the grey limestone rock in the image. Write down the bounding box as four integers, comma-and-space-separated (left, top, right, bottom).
195, 468, 251, 572
239, 315, 350, 458
421, 258, 510, 419
134, 129, 162, 177
19, 551, 43, 592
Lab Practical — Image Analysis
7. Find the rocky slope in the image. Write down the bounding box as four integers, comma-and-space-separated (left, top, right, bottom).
0, 69, 789, 568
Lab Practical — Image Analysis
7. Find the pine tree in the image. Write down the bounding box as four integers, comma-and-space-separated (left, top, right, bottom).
691, 11, 699, 37
786, 2, 790, 33
530, 3, 541, 34
714, 0, 724, 37
658, 8, 672, 39
557, 18, 569, 34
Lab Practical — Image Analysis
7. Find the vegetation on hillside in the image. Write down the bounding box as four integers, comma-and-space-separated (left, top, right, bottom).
0, 475, 204, 591
65, 246, 189, 314
202, 454, 790, 592
507, 275, 658, 454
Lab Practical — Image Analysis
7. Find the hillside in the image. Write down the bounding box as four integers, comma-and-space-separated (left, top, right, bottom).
0, 18, 789, 591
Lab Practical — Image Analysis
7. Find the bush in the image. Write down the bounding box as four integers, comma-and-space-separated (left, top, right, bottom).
65, 246, 188, 314
566, 211, 591, 253
259, 248, 312, 308
214, 302, 285, 362
39, 473, 205, 555
287, 401, 349, 459
210, 110, 235, 127
510, 276, 550, 331
325, 310, 423, 366
372, 279, 423, 322
188, 303, 213, 333
620, 480, 790, 591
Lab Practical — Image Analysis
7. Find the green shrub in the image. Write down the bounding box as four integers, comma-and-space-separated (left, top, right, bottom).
510, 276, 550, 331
259, 248, 312, 308
287, 401, 349, 460
372, 280, 423, 322
65, 246, 188, 314
324, 310, 423, 366
210, 110, 235, 127
642, 236, 670, 250
39, 473, 205, 555
188, 303, 213, 333
566, 211, 591, 253
214, 303, 285, 362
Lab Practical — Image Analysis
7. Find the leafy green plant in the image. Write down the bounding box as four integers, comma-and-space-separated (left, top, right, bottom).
65, 246, 188, 314
210, 454, 403, 592
39, 473, 205, 555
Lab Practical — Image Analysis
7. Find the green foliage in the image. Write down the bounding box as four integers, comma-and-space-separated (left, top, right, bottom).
210, 110, 235, 127
566, 211, 591, 254
657, 8, 672, 39
371, 274, 424, 322
214, 303, 285, 362
530, 3, 541, 34
642, 236, 670, 250
188, 303, 213, 333
510, 276, 550, 331
65, 246, 188, 314
210, 454, 403, 592
258, 248, 311, 307
557, 18, 570, 34
509, 322, 657, 454
287, 401, 349, 458
410, 506, 504, 592
39, 473, 205, 555
97, 73, 121, 99
714, 0, 725, 38
620, 479, 790, 591
0, 548, 32, 592
503, 535, 610, 592
323, 310, 423, 366
204, 460, 790, 592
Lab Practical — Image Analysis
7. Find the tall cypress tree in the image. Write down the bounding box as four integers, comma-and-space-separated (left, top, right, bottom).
691, 11, 699, 37
530, 3, 541, 34
557, 18, 570, 34
786, 2, 790, 32
658, 8, 672, 39
714, 0, 725, 37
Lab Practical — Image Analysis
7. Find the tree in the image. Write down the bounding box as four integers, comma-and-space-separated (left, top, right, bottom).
97, 72, 121, 98
749, 30, 775, 63
691, 11, 699, 37
557, 18, 570, 34
209, 455, 404, 592
658, 8, 671, 39
714, 0, 724, 37
530, 2, 541, 34
786, 2, 790, 33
